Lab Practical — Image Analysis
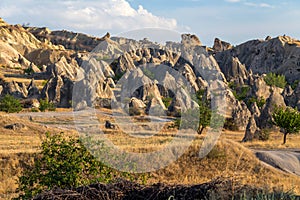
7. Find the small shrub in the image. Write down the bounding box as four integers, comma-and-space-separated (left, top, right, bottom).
24, 67, 34, 75
173, 118, 181, 129
31, 108, 39, 112
234, 86, 250, 101
291, 80, 299, 90
162, 97, 172, 108
224, 118, 239, 131
16, 133, 145, 199
256, 128, 271, 141
41, 80, 48, 87
0, 94, 22, 113
264, 73, 287, 89
247, 97, 266, 109
39, 98, 56, 112
228, 82, 250, 101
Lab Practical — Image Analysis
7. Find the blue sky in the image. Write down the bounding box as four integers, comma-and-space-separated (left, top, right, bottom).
0, 0, 300, 45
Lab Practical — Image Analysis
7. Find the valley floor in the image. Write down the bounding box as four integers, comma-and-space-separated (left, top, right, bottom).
1, 109, 300, 199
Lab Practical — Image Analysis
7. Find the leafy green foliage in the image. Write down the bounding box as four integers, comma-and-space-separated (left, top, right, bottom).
0, 94, 22, 113
39, 98, 56, 112
233, 86, 250, 101
24, 67, 34, 75
247, 97, 266, 109
16, 133, 145, 199
179, 90, 224, 134
272, 106, 300, 144
291, 80, 299, 90
162, 97, 172, 108
264, 73, 287, 89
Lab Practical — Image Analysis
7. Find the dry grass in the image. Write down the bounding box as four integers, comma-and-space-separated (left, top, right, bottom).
0, 110, 300, 199
0, 113, 77, 199
224, 129, 300, 149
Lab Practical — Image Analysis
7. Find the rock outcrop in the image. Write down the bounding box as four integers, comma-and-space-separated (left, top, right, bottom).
258, 89, 286, 128
215, 36, 300, 83
242, 115, 259, 142
213, 38, 232, 52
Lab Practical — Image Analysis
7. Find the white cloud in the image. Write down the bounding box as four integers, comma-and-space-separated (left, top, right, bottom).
244, 2, 274, 8
0, 0, 178, 36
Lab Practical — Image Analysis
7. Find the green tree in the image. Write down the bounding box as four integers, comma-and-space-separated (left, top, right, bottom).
264, 73, 287, 89
179, 90, 224, 135
0, 94, 22, 113
16, 133, 141, 199
272, 106, 300, 144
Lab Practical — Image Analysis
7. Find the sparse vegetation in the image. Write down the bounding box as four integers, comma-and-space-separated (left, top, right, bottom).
272, 106, 300, 144
162, 97, 172, 108
41, 80, 48, 87
264, 73, 287, 89
179, 90, 224, 134
0, 94, 22, 113
247, 96, 266, 109
256, 128, 271, 141
16, 133, 143, 199
291, 80, 299, 90
23, 67, 34, 75
39, 98, 56, 112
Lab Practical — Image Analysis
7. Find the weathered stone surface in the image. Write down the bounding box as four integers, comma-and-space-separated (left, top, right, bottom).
213, 38, 232, 52
259, 89, 286, 128
41, 76, 64, 104
224, 89, 251, 131
287, 82, 300, 110
242, 115, 259, 142
21, 98, 40, 108
215, 55, 248, 82
27, 79, 40, 99
4, 123, 26, 131
129, 97, 146, 115
215, 36, 300, 82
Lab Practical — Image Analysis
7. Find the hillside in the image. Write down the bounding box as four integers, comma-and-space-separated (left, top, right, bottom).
0, 18, 300, 199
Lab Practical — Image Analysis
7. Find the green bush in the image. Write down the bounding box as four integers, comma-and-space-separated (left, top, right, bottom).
180, 90, 224, 134
291, 80, 299, 90
39, 98, 56, 112
272, 106, 300, 144
24, 67, 34, 75
16, 133, 144, 199
264, 73, 287, 89
256, 128, 271, 141
228, 82, 250, 101
247, 97, 266, 109
233, 86, 250, 101
162, 97, 172, 108
0, 94, 22, 113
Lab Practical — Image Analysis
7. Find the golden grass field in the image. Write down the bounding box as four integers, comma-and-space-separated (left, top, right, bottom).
0, 109, 299, 199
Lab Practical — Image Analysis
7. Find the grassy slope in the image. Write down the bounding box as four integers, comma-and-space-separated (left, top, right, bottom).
0, 111, 299, 199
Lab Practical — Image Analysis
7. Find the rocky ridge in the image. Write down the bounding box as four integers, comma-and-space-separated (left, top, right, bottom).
0, 18, 300, 136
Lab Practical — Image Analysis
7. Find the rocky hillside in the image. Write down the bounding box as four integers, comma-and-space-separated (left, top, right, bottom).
0, 18, 300, 139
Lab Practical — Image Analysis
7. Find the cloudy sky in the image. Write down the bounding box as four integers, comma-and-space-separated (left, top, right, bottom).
0, 0, 299, 45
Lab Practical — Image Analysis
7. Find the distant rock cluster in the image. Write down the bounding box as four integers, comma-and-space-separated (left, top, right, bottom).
0, 18, 300, 137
